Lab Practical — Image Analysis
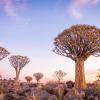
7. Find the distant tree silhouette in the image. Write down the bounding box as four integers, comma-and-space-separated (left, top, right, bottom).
0, 46, 10, 60
53, 70, 67, 83
9, 55, 30, 81
53, 25, 100, 89
33, 72, 43, 85
25, 76, 32, 83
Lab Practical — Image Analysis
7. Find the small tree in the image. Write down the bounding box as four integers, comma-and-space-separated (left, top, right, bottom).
0, 47, 10, 78
33, 72, 43, 85
0, 46, 10, 60
25, 76, 33, 83
53, 70, 67, 83
9, 55, 30, 81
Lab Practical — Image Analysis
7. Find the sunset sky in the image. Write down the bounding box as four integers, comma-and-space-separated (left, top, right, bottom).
0, 0, 100, 83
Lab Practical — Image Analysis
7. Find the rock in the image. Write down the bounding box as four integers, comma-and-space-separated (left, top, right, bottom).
48, 95, 58, 100
87, 95, 95, 100
32, 88, 51, 100
64, 88, 82, 100
53, 84, 65, 100
66, 81, 74, 89
4, 93, 20, 100
85, 88, 95, 99
79, 90, 85, 99
44, 83, 58, 94
0, 93, 5, 100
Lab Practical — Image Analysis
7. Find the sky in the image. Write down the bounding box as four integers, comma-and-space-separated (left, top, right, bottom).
0, 0, 100, 83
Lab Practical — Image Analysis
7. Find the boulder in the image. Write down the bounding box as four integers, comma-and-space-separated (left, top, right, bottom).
63, 88, 82, 100
48, 95, 58, 100
66, 81, 74, 89
0, 93, 5, 100
32, 88, 51, 100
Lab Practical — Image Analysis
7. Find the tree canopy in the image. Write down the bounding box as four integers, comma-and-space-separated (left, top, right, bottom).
53, 25, 100, 61
33, 72, 43, 83
0, 46, 10, 60
53, 70, 67, 83
9, 55, 30, 70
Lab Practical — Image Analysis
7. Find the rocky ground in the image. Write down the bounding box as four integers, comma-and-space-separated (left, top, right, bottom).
0, 79, 100, 100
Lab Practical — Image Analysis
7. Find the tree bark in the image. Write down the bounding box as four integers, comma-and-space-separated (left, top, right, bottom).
15, 70, 20, 81
14, 69, 21, 90
75, 58, 86, 89
37, 80, 39, 86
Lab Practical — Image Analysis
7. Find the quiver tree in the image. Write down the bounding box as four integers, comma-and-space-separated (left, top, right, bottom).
0, 46, 10, 60
53, 70, 67, 83
9, 55, 30, 81
53, 25, 100, 89
0, 47, 10, 76
25, 76, 33, 83
33, 72, 43, 85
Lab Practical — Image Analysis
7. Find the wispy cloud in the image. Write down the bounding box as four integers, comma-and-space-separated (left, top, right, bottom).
1, 0, 27, 20
69, 0, 99, 19
3, 0, 16, 17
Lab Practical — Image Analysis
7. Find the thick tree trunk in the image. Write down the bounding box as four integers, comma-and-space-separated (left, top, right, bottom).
75, 58, 86, 89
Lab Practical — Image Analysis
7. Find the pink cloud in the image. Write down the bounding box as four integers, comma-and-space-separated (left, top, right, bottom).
3, 0, 16, 17
69, 0, 99, 19
1, 0, 27, 19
